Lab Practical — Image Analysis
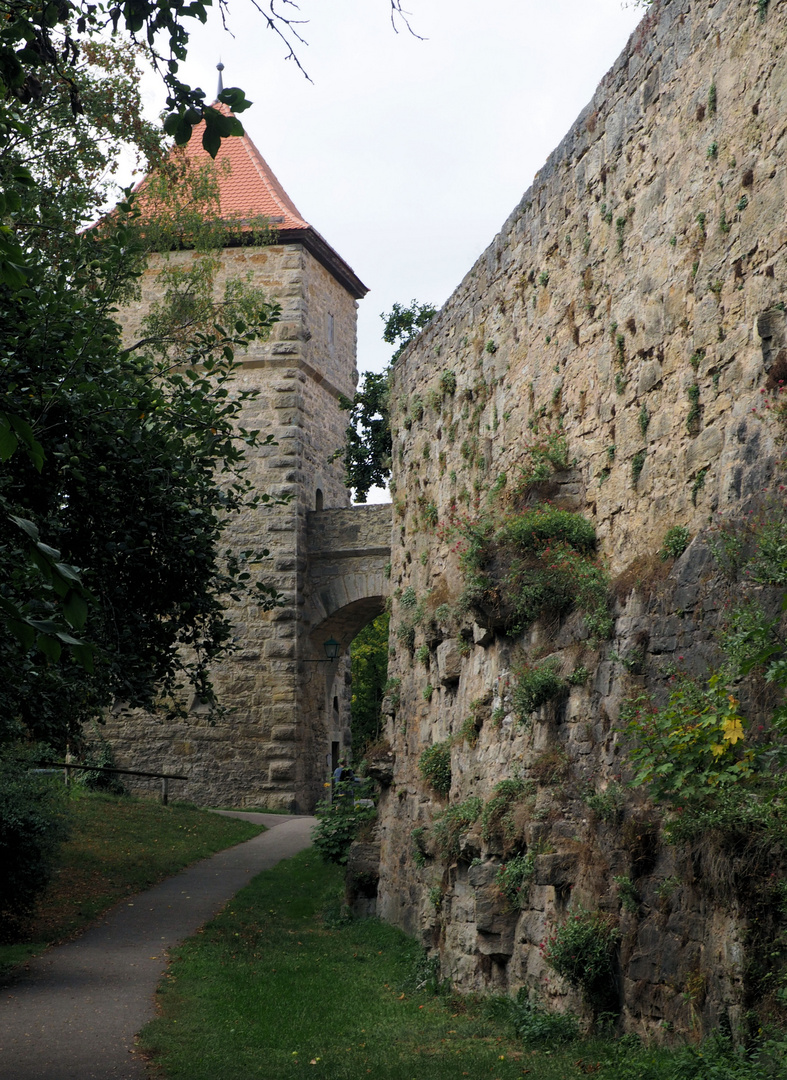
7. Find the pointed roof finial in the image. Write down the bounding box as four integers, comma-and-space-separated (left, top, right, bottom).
216, 61, 225, 97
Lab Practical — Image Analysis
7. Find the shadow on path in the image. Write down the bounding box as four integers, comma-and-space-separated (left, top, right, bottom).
0, 813, 317, 1080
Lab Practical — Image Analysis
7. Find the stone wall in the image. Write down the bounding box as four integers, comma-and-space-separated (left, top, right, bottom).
104, 240, 378, 811
375, 0, 787, 1038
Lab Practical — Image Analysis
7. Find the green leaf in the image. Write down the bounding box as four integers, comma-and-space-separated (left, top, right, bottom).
0, 415, 18, 461
8, 413, 45, 470
53, 561, 83, 586
71, 644, 95, 673
218, 87, 252, 114
63, 590, 88, 630
36, 633, 62, 662
202, 123, 221, 159
9, 514, 40, 541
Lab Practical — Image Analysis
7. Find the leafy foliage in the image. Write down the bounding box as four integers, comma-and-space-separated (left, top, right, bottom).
481, 778, 532, 848
624, 674, 755, 804
419, 740, 452, 796
0, 52, 285, 751
659, 525, 691, 561
382, 300, 437, 361
511, 427, 571, 491
311, 786, 377, 866
0, 745, 70, 931
628, 501, 787, 815
338, 369, 394, 502
584, 782, 625, 824
451, 503, 611, 638
498, 506, 596, 555
542, 907, 619, 1012
485, 989, 580, 1047
338, 300, 436, 501
350, 613, 390, 760
496, 848, 541, 908
512, 660, 567, 721
432, 797, 482, 861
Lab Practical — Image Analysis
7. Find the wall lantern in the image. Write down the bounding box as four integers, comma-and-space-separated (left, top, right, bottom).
323, 637, 341, 661
301, 637, 342, 663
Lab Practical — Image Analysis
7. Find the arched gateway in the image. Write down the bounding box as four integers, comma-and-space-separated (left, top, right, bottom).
102, 108, 391, 811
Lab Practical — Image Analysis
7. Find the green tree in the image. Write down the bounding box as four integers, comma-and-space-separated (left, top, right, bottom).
0, 46, 282, 752
381, 299, 437, 361
339, 300, 436, 501
350, 613, 390, 759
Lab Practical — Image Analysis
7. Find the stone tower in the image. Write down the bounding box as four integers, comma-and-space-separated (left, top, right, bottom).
103, 110, 391, 812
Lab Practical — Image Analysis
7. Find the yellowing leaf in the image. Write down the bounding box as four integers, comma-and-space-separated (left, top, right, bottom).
721, 716, 744, 744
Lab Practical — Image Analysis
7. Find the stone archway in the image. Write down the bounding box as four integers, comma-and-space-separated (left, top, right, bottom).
296, 504, 391, 807
303, 505, 391, 657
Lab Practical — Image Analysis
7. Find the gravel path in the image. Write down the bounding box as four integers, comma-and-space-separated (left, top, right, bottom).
0, 813, 316, 1080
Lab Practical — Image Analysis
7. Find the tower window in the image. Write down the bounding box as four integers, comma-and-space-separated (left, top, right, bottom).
315, 488, 324, 510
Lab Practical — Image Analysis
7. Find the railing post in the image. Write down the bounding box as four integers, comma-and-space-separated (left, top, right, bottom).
161, 776, 169, 805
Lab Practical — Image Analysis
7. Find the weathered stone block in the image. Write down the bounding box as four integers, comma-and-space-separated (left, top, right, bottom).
436, 640, 462, 685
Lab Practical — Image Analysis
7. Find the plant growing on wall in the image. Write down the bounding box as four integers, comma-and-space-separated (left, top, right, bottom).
432, 797, 482, 861
631, 450, 646, 487
481, 778, 532, 847
512, 660, 567, 721
449, 503, 611, 639
542, 907, 620, 1013
439, 369, 457, 395
311, 789, 377, 866
659, 526, 691, 561
496, 846, 543, 908
511, 427, 570, 493
419, 740, 452, 796
624, 673, 755, 805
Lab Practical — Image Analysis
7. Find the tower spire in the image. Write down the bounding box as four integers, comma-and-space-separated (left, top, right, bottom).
216, 61, 224, 97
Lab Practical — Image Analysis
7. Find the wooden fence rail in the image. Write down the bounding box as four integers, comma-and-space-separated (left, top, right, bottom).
42, 761, 188, 805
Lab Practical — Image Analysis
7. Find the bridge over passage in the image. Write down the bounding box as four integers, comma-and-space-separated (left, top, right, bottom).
303, 504, 392, 656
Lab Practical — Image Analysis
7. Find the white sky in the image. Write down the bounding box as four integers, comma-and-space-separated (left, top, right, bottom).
140, 0, 646, 499
145, 0, 645, 372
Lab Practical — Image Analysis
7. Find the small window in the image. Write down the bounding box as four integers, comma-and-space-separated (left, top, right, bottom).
315, 488, 324, 510
328, 313, 334, 346
333, 695, 339, 713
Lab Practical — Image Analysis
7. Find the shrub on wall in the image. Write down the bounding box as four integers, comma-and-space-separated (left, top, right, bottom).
512, 659, 568, 721
542, 907, 620, 1013
624, 673, 755, 806
659, 525, 691, 561
418, 740, 452, 796
481, 778, 532, 849
498, 506, 596, 555
450, 503, 611, 638
432, 797, 482, 861
496, 847, 543, 908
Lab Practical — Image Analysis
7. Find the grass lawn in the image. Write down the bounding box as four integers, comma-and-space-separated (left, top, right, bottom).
0, 790, 264, 972
138, 850, 787, 1080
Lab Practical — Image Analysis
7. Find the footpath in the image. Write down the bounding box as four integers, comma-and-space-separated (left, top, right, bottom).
0, 812, 317, 1080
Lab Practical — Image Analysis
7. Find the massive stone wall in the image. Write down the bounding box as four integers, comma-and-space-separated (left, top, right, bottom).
375, 0, 787, 1038
104, 240, 370, 810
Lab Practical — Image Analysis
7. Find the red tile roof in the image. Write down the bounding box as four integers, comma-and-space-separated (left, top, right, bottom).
135, 104, 368, 299
180, 103, 310, 230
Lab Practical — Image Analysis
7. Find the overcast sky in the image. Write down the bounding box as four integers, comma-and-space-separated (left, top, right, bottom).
143, 0, 645, 375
